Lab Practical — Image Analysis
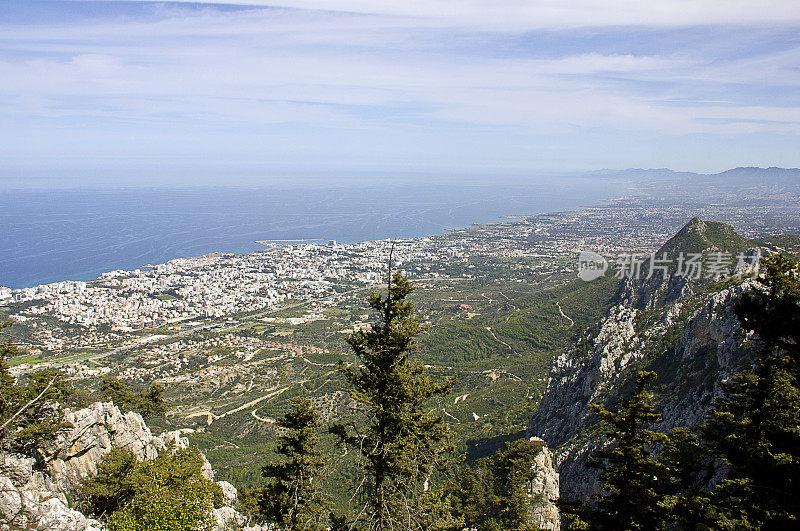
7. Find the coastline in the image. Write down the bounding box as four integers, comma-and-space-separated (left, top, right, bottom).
1, 183, 631, 289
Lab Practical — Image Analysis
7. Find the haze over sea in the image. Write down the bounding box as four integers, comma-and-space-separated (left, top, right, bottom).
1, 178, 627, 289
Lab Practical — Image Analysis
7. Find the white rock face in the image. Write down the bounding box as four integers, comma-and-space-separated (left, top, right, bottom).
1, 402, 245, 531
214, 506, 247, 529
45, 401, 165, 493
0, 455, 104, 531
217, 480, 239, 506
525, 440, 560, 531
529, 275, 754, 499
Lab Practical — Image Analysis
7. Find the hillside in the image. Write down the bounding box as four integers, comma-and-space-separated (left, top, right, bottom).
656, 216, 752, 256
528, 217, 766, 498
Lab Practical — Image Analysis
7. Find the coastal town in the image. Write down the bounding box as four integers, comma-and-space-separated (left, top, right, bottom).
2, 193, 799, 501
3, 195, 799, 362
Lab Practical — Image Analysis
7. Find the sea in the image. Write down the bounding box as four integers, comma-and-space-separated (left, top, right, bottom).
0, 178, 628, 288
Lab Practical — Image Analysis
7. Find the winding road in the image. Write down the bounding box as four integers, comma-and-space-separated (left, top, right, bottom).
556, 300, 574, 327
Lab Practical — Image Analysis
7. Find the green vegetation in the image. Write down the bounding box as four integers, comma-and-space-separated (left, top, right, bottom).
20, 221, 795, 529
330, 271, 454, 529
561, 253, 800, 530
752, 234, 800, 255
0, 320, 78, 455
101, 376, 167, 418
260, 397, 330, 530
171, 271, 616, 507
560, 371, 668, 530
80, 445, 222, 531
450, 438, 547, 530
699, 253, 800, 528
659, 217, 752, 256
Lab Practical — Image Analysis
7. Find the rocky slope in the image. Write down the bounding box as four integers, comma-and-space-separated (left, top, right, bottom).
528, 218, 761, 499
0, 401, 257, 531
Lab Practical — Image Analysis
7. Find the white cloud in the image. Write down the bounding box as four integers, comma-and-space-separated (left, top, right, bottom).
1, 0, 799, 169
78, 0, 800, 28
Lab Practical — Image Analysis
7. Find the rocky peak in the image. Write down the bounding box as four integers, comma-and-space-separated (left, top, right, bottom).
683, 216, 706, 234
617, 218, 757, 310
657, 217, 750, 257
529, 214, 761, 499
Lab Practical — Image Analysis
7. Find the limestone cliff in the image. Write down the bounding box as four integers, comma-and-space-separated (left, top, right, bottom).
0, 402, 257, 531
528, 218, 761, 499
525, 437, 561, 531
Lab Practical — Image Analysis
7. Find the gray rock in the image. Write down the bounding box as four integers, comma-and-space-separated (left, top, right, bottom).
0, 454, 34, 487
217, 480, 239, 506
529, 273, 754, 499
0, 474, 104, 531
525, 441, 560, 531
1, 402, 247, 530
45, 401, 165, 494
213, 506, 247, 529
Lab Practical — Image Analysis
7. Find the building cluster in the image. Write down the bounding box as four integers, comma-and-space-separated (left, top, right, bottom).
5, 197, 798, 359
3, 242, 406, 331
2, 237, 462, 339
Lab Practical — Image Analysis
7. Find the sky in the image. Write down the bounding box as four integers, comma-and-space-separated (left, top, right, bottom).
1, 0, 800, 187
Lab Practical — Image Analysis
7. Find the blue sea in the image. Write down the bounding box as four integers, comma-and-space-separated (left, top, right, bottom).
0, 179, 627, 288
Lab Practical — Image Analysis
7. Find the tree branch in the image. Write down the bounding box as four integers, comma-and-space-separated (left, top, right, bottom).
0, 376, 56, 431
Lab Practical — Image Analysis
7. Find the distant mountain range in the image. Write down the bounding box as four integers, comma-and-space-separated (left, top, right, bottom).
586, 166, 800, 204
589, 166, 800, 179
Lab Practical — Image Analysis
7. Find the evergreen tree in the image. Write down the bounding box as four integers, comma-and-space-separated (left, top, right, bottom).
101, 376, 167, 418
80, 446, 139, 517
735, 252, 799, 359
260, 397, 329, 531
561, 371, 668, 530
331, 270, 453, 530
0, 320, 77, 456
700, 253, 800, 529
656, 427, 711, 529
451, 438, 548, 531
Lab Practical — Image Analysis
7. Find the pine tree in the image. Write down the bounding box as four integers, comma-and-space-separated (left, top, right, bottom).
451, 438, 548, 531
700, 253, 800, 529
561, 371, 668, 530
657, 426, 712, 529
79, 446, 139, 517
735, 252, 799, 359
260, 397, 329, 531
101, 376, 167, 418
331, 270, 453, 530
0, 320, 76, 456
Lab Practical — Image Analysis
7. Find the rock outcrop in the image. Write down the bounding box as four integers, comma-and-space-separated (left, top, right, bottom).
528, 218, 761, 499
525, 438, 561, 531
0, 402, 250, 531
530, 278, 753, 498
0, 452, 103, 531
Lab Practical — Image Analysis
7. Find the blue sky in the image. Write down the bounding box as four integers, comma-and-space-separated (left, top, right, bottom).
1, 0, 800, 187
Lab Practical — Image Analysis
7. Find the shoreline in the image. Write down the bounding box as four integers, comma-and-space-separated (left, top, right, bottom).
2, 194, 628, 291
0, 203, 594, 291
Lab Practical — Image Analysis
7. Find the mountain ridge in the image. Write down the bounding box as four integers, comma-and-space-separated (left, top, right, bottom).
589, 166, 800, 178
528, 218, 765, 498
